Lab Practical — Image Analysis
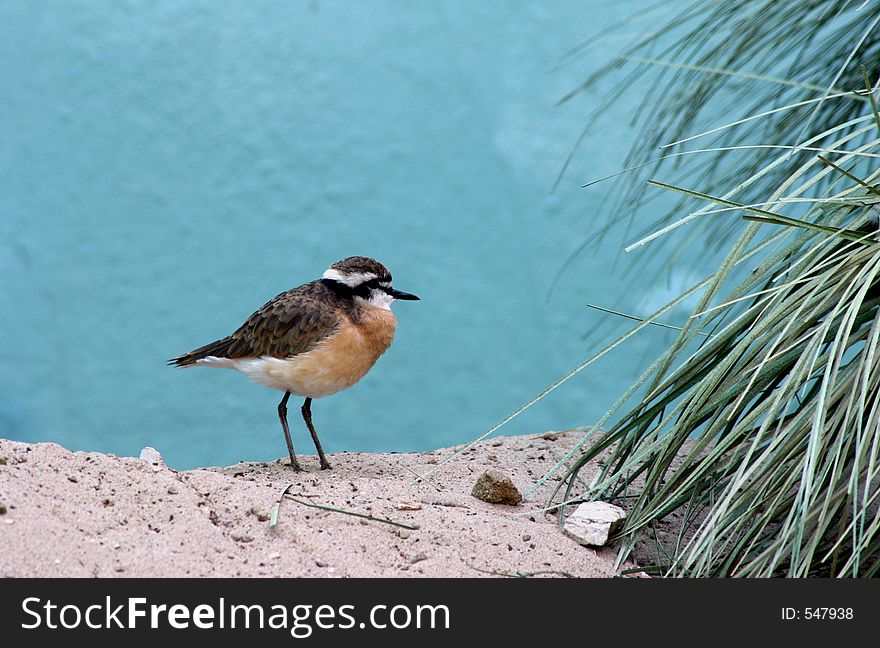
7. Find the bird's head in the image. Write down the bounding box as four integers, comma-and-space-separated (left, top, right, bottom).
322, 256, 420, 310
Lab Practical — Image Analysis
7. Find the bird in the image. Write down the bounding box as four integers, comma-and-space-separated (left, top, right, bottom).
169, 256, 419, 471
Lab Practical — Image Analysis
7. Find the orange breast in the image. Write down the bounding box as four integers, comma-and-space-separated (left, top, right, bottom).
275, 307, 398, 398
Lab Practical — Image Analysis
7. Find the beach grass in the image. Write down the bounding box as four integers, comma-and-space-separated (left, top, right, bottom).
543, 0, 880, 576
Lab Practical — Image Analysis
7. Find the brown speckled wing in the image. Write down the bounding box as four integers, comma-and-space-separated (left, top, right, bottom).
169, 281, 342, 366
225, 281, 342, 358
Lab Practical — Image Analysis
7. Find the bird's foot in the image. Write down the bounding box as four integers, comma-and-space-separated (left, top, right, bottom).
319, 459, 332, 470
288, 458, 303, 472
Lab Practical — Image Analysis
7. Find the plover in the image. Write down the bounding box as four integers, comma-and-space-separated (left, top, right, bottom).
169, 256, 419, 471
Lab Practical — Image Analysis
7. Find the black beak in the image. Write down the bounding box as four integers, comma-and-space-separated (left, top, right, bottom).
389, 288, 420, 301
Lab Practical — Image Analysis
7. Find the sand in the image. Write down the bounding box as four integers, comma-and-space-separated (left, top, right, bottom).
0, 431, 637, 578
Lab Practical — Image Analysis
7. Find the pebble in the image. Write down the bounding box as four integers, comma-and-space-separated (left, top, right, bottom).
250, 506, 270, 522
471, 470, 523, 506
562, 501, 627, 547
139, 447, 164, 472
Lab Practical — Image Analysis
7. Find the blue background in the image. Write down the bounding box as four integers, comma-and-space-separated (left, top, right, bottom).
2, 0, 706, 468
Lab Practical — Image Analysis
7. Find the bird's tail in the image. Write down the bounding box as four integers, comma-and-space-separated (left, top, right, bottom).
168, 336, 235, 367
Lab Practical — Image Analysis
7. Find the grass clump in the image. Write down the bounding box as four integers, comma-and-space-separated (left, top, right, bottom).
547, 0, 880, 576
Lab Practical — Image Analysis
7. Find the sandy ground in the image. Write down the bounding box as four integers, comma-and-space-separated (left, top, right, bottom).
0, 432, 638, 578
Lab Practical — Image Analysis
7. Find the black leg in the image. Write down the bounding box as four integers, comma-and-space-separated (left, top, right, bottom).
301, 397, 331, 470
278, 391, 302, 471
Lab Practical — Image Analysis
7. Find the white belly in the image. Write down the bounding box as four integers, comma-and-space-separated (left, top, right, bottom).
197, 355, 353, 398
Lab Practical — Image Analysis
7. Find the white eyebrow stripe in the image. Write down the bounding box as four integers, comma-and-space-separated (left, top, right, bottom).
322, 268, 379, 287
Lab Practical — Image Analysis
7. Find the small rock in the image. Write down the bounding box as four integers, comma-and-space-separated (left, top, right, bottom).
250, 506, 270, 522
231, 532, 254, 543
167, 485, 179, 495
395, 501, 422, 511
408, 552, 428, 564
0, 457, 7, 465
0, 504, 6, 515
315, 560, 329, 568
521, 534, 531, 542
268, 552, 281, 560
138, 446, 165, 466
561, 501, 627, 547
471, 470, 522, 506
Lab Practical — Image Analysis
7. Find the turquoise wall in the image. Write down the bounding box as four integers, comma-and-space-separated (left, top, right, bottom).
2, 1, 699, 468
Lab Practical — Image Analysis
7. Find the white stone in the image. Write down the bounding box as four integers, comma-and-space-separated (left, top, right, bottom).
562, 501, 627, 547
138, 446, 164, 468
